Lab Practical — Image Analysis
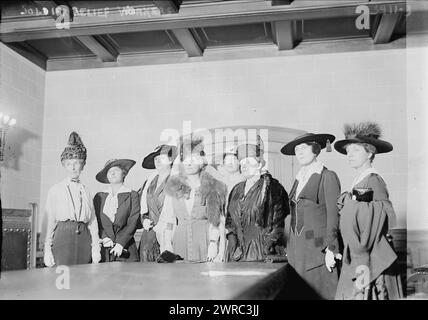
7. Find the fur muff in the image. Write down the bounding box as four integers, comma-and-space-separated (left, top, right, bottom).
344, 122, 382, 140
165, 168, 228, 227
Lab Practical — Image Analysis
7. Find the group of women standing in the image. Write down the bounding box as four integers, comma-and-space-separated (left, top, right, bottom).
43, 120, 403, 300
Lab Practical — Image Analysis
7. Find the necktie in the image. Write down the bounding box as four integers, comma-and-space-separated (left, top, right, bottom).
71, 178, 80, 183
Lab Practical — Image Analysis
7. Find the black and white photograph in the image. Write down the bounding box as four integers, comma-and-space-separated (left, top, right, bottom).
0, 0, 427, 306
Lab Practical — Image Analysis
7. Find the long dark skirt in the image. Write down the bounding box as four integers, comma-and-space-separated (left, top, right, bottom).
287, 231, 338, 300
101, 238, 139, 262
139, 229, 160, 262
335, 261, 403, 300
51, 221, 92, 266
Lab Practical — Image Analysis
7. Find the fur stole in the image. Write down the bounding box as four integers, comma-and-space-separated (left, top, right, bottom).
165, 168, 228, 226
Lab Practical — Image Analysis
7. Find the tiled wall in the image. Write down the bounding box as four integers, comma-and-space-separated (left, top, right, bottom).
0, 43, 45, 211
39, 47, 410, 235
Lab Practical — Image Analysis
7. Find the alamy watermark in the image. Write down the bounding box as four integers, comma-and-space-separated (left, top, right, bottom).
355, 3, 411, 30
159, 121, 269, 166
55, 265, 70, 290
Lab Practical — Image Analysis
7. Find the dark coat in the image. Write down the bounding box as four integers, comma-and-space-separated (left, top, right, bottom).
335, 173, 402, 300
93, 190, 140, 262
286, 167, 341, 299
226, 173, 289, 261
139, 175, 169, 262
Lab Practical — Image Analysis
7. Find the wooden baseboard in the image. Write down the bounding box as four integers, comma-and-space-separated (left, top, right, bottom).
408, 229, 428, 243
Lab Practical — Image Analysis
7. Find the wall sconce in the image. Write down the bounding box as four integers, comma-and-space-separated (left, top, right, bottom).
0, 113, 17, 162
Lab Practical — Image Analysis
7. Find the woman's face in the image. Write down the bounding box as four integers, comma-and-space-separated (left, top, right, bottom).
345, 143, 372, 169
295, 143, 317, 166
223, 154, 239, 174
154, 154, 172, 171
62, 159, 84, 179
182, 154, 204, 175
240, 157, 261, 179
107, 166, 125, 184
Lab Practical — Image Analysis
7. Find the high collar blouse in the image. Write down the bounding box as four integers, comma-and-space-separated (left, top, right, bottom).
102, 184, 132, 223
295, 159, 324, 198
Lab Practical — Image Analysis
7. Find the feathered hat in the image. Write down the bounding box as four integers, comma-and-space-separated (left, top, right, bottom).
60, 132, 87, 162
179, 134, 205, 160
334, 122, 393, 155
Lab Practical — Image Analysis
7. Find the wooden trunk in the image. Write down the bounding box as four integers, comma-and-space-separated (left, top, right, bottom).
1, 206, 37, 271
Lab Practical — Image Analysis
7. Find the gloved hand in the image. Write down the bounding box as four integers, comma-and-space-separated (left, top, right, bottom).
44, 247, 55, 267
207, 241, 218, 262
337, 192, 352, 210
101, 237, 114, 248
232, 246, 243, 261
142, 219, 154, 231
325, 248, 336, 272
110, 243, 124, 257
92, 245, 101, 263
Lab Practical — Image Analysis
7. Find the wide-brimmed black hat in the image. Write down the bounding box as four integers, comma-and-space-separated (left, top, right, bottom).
96, 159, 136, 184
142, 145, 178, 169
334, 122, 393, 155
281, 133, 335, 155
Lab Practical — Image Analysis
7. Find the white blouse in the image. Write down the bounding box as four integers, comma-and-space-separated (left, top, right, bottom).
44, 177, 99, 250
102, 184, 132, 222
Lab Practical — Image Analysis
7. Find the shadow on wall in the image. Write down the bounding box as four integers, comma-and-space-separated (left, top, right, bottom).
1, 127, 39, 170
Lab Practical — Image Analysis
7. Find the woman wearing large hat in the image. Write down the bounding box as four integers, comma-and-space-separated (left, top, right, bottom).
43, 132, 101, 267
203, 144, 245, 262
281, 132, 341, 300
93, 159, 140, 262
155, 135, 228, 262
138, 144, 177, 262
226, 135, 289, 262
334, 122, 403, 300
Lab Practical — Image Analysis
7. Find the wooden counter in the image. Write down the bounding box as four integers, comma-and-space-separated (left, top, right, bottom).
0, 262, 288, 300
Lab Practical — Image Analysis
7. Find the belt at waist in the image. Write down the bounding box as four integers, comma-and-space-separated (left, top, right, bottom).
56, 220, 88, 234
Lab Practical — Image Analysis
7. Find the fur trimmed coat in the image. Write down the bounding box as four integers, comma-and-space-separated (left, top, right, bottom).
160, 168, 228, 261
164, 169, 228, 226
225, 173, 289, 262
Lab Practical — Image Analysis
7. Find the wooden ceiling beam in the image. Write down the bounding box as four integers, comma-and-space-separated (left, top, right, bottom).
4, 42, 47, 70
75, 35, 118, 62
45, 36, 407, 72
0, 1, 408, 43
171, 28, 203, 57
372, 13, 402, 44
271, 20, 296, 50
